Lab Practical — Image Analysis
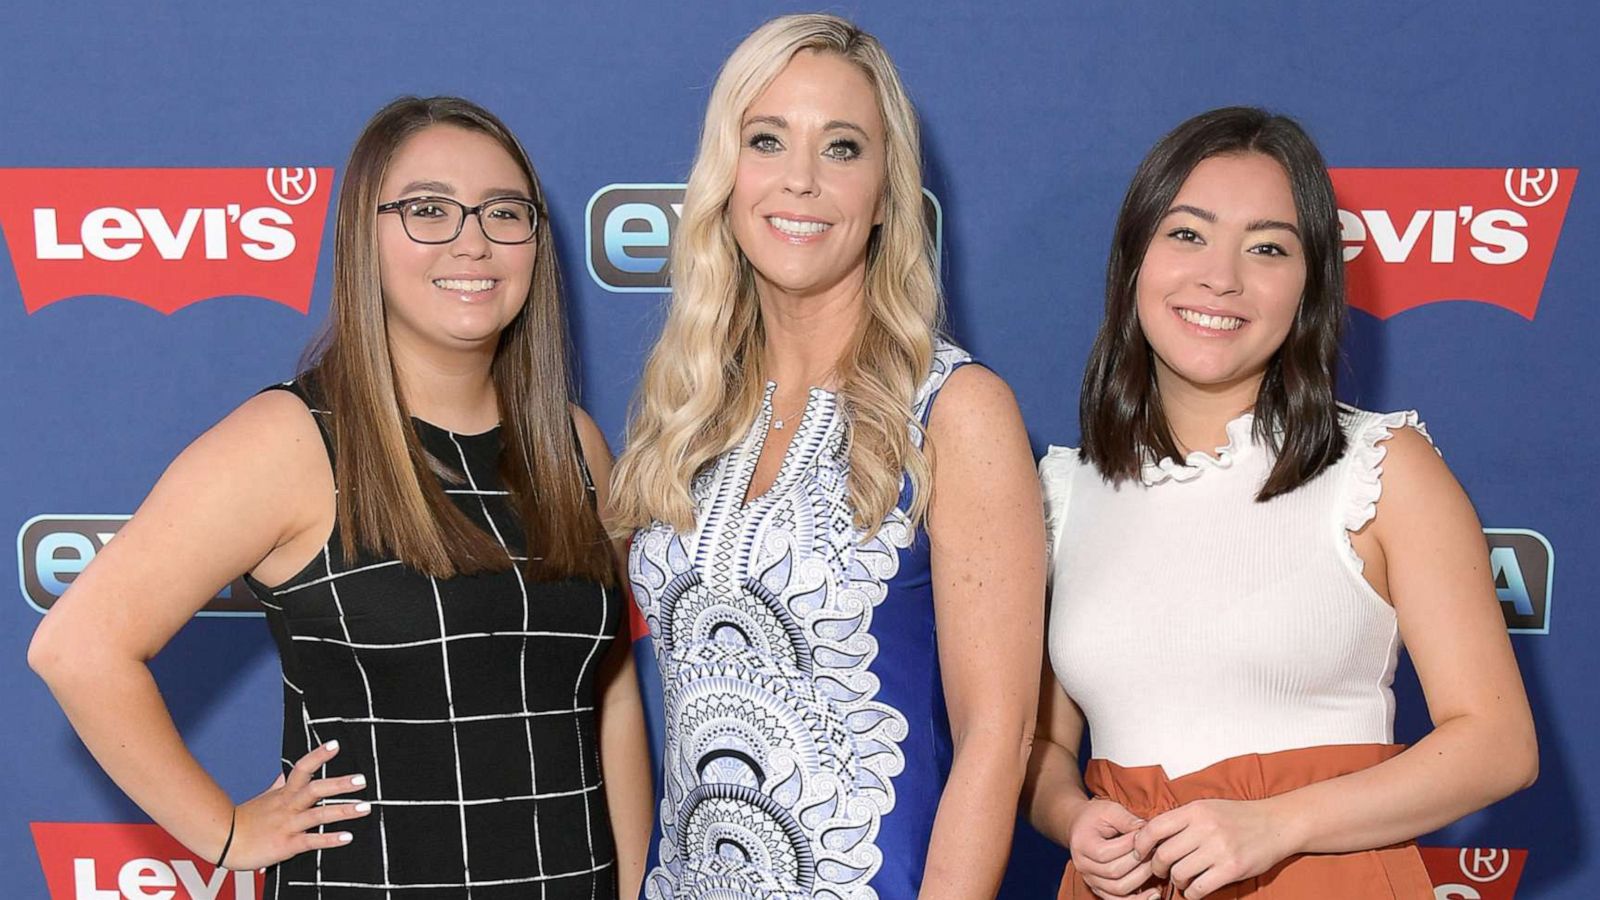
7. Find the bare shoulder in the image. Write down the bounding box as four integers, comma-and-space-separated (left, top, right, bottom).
1367, 422, 1478, 549
1372, 424, 1458, 505
930, 363, 1019, 416
1377, 423, 1444, 471
569, 403, 609, 447
182, 388, 327, 482
924, 364, 1037, 526
38, 388, 332, 635
925, 363, 1025, 447
159, 388, 332, 554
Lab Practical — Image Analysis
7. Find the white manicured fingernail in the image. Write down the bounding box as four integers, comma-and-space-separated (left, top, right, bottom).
324, 740, 339, 752
355, 802, 371, 813
351, 774, 367, 787
338, 832, 353, 843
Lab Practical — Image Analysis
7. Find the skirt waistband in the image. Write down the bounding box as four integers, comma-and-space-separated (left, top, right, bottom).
1058, 744, 1434, 900
1086, 743, 1408, 817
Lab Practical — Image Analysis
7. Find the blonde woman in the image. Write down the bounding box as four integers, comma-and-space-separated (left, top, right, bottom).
611, 14, 1043, 899
30, 97, 652, 898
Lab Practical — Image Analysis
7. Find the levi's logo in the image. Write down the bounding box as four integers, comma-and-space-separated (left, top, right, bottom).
0, 167, 333, 315
31, 822, 260, 900
1331, 168, 1577, 320
1420, 847, 1528, 899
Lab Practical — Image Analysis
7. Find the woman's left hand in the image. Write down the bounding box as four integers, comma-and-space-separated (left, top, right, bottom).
1132, 798, 1297, 899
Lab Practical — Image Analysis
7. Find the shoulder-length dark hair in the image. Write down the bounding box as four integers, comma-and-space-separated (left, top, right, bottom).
303, 95, 615, 586
1080, 106, 1347, 501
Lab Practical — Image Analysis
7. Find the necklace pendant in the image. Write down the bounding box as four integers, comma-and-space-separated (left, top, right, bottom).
772, 418, 784, 430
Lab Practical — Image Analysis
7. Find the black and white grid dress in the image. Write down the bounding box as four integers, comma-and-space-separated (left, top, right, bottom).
247, 381, 620, 899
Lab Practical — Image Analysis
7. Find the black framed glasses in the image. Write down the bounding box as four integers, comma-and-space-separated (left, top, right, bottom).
377, 195, 540, 245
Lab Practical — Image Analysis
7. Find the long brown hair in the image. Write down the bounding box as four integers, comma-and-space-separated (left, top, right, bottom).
303, 96, 614, 585
1080, 106, 1347, 501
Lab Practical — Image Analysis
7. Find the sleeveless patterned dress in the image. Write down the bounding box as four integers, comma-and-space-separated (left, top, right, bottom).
247, 380, 619, 899
630, 342, 973, 899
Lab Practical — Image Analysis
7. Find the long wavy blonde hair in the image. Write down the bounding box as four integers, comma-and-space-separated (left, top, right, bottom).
610, 14, 942, 537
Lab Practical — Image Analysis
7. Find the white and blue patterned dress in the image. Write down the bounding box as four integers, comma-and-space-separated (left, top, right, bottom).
630, 341, 974, 899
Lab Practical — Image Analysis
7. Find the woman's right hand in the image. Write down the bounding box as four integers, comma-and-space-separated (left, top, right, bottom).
1070, 798, 1159, 900
224, 740, 372, 871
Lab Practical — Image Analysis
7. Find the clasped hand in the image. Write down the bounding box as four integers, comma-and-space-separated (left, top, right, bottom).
1069, 797, 1293, 900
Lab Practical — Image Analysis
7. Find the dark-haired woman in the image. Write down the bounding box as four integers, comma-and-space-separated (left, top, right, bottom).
1021, 107, 1536, 900
29, 97, 652, 899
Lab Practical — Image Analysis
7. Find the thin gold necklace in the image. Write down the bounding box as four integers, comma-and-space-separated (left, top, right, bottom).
769, 393, 808, 431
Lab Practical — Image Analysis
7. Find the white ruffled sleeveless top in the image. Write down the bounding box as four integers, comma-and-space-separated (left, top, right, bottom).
1040, 406, 1431, 778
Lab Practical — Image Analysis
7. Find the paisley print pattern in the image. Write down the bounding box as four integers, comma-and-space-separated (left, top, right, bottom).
631, 342, 971, 899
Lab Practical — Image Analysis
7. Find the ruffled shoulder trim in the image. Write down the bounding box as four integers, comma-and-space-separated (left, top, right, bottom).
1039, 446, 1081, 574
1337, 407, 1434, 569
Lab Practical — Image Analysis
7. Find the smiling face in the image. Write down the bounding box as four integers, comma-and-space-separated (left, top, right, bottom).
728, 49, 888, 303
1136, 152, 1307, 396
376, 124, 535, 357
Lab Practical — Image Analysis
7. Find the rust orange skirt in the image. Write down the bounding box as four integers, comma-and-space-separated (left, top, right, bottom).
1058, 744, 1433, 899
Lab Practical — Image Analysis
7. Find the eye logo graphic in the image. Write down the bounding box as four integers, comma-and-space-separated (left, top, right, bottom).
19, 515, 259, 616
0, 166, 333, 315
1330, 167, 1578, 320
1484, 528, 1553, 635
586, 183, 943, 292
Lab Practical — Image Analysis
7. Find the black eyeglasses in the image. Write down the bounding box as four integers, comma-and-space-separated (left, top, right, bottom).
377, 195, 540, 245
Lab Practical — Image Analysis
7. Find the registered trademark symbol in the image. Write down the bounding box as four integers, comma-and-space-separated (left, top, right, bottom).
1459, 847, 1511, 883
1504, 168, 1558, 208
267, 167, 318, 206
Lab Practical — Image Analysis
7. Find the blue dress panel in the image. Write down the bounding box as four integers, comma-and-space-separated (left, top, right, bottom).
630, 342, 973, 899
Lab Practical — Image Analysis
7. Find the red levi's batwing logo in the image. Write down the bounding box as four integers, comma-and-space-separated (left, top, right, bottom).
0, 167, 332, 315
1421, 847, 1529, 899
31, 822, 261, 899
1331, 168, 1577, 320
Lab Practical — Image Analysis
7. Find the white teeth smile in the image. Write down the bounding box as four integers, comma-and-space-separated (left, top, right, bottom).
1177, 308, 1245, 331
767, 216, 831, 236
433, 278, 497, 292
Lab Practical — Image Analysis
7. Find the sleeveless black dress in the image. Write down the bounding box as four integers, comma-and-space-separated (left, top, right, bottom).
246, 381, 620, 899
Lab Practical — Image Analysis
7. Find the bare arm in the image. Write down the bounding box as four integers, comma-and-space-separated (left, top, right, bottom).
918, 367, 1045, 899
1022, 672, 1091, 845
574, 407, 654, 898
1138, 427, 1538, 899
1272, 427, 1537, 847
27, 390, 367, 868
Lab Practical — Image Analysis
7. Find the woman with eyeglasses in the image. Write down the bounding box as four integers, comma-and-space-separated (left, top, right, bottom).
29, 96, 653, 899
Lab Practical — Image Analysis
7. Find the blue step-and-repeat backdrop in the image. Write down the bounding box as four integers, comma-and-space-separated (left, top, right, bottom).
1, 3, 1593, 897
